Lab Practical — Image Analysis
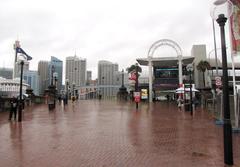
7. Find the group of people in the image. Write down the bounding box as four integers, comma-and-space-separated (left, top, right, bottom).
177, 96, 200, 111
57, 94, 78, 105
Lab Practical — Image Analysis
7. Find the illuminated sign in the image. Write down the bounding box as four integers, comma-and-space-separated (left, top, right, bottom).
141, 89, 148, 99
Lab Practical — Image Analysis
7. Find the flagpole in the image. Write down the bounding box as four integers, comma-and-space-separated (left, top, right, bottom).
212, 19, 219, 76
18, 60, 24, 122
13, 40, 21, 79
13, 42, 17, 79
13, 49, 17, 79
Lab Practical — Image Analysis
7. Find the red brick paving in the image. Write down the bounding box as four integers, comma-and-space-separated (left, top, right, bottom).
0, 100, 240, 167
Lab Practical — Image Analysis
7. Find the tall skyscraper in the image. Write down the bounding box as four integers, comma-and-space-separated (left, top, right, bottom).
23, 70, 39, 95
65, 55, 86, 88
49, 56, 63, 94
86, 71, 92, 85
98, 60, 119, 97
38, 61, 49, 95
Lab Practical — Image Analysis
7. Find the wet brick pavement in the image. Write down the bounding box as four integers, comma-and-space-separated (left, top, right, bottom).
0, 100, 240, 167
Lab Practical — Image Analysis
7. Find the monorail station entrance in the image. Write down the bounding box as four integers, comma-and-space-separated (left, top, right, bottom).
137, 57, 194, 101
136, 39, 198, 102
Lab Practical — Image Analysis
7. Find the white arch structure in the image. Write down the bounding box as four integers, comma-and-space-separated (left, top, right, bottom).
147, 39, 183, 102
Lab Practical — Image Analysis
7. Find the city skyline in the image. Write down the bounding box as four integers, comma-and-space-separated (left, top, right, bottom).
0, 0, 240, 79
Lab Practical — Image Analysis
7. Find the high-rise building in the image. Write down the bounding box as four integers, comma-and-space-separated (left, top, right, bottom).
98, 60, 119, 98
0, 67, 13, 79
38, 61, 49, 95
192, 45, 207, 88
114, 70, 129, 86
86, 71, 92, 85
23, 70, 39, 95
65, 55, 86, 88
49, 56, 63, 94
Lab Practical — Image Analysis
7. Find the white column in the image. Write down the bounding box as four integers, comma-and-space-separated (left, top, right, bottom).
148, 59, 153, 103
231, 54, 238, 128
178, 55, 183, 85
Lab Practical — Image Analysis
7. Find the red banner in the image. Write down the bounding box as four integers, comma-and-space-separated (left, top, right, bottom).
230, 0, 240, 55
134, 96, 140, 102
129, 71, 136, 80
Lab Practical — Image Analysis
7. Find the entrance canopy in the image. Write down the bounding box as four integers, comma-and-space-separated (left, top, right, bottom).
137, 57, 194, 67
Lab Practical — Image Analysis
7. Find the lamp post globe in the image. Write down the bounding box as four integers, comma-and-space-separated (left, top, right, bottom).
211, 0, 233, 165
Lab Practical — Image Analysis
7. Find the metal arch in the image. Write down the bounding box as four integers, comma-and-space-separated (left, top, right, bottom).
147, 39, 184, 103
149, 43, 181, 58
147, 39, 182, 58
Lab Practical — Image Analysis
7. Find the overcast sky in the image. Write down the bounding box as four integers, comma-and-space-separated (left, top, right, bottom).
0, 0, 237, 79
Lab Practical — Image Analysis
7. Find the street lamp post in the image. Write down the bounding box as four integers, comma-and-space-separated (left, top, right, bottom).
65, 79, 69, 105
53, 72, 58, 87
18, 60, 24, 122
72, 83, 75, 97
211, 0, 233, 165
183, 75, 187, 106
48, 65, 56, 110
186, 64, 193, 116
72, 82, 75, 101
135, 63, 139, 109
51, 65, 54, 86
53, 72, 58, 106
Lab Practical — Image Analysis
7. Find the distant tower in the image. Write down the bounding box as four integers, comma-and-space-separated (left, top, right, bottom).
49, 56, 63, 94
65, 55, 86, 87
98, 60, 119, 98
86, 71, 92, 85
38, 61, 50, 95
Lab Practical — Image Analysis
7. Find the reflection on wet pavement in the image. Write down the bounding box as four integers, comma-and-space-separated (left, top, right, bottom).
0, 100, 239, 167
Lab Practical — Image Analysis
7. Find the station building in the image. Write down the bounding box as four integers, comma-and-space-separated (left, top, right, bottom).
136, 44, 240, 101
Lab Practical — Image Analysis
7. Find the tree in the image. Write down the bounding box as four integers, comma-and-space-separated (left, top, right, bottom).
126, 64, 142, 75
196, 60, 211, 87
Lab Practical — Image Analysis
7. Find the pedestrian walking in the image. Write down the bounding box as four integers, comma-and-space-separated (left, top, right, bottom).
58, 95, 62, 104
9, 97, 18, 121
166, 94, 170, 101
177, 97, 183, 110
63, 94, 67, 106
72, 96, 76, 103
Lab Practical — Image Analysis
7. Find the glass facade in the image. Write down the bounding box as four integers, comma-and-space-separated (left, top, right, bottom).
49, 56, 63, 94
154, 68, 178, 79
23, 71, 39, 95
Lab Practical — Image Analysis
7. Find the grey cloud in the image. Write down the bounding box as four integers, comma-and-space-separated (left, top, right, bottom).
0, 0, 232, 79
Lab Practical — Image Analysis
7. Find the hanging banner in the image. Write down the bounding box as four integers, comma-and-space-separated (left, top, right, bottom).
230, 0, 240, 55
129, 71, 136, 80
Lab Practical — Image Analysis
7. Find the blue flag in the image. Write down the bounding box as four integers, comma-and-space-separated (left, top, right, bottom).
16, 47, 32, 60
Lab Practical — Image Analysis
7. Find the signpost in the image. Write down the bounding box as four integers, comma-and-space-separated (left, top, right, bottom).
134, 91, 140, 107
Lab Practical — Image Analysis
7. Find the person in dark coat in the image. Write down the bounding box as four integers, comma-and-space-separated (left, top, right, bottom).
9, 97, 18, 121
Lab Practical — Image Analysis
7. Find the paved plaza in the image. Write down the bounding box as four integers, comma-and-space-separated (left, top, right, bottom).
0, 100, 240, 167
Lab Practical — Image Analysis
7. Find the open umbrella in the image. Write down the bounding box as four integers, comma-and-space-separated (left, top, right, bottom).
176, 87, 199, 93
